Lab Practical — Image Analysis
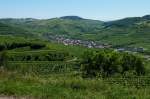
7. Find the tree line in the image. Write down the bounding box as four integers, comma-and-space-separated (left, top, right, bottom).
0, 42, 46, 51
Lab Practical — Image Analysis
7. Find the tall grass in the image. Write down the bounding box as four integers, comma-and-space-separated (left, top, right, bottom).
0, 70, 150, 99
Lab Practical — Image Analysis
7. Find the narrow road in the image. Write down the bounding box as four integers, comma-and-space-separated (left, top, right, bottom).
66, 57, 77, 62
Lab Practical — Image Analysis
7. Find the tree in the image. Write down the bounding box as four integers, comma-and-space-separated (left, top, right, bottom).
121, 53, 145, 76
81, 51, 95, 77
80, 50, 145, 78
103, 52, 122, 77
0, 51, 8, 67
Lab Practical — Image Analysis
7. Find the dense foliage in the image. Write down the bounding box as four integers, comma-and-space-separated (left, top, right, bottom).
0, 36, 46, 51
81, 50, 145, 77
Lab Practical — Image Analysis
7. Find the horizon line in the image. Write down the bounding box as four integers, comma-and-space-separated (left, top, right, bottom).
0, 14, 149, 22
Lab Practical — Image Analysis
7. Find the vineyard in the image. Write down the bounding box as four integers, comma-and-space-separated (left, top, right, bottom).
2, 48, 80, 75
7, 61, 79, 75
7, 50, 70, 61
0, 35, 80, 75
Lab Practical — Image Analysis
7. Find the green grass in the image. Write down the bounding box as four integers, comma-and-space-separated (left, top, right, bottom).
0, 71, 150, 99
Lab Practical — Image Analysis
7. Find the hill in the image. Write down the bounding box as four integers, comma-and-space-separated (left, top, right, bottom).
0, 15, 150, 50
99, 15, 150, 48
60, 16, 84, 20
0, 22, 35, 37
0, 17, 104, 38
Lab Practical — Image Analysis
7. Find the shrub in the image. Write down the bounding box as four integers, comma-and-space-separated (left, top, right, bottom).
0, 44, 6, 51
81, 50, 145, 78
30, 43, 46, 49
121, 53, 145, 75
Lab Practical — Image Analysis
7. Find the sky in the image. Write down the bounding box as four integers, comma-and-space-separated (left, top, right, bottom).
0, 0, 150, 21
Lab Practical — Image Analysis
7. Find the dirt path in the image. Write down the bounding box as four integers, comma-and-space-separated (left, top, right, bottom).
66, 57, 77, 62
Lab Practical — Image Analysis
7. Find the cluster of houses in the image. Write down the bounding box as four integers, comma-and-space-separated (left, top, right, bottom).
115, 47, 150, 61
55, 37, 111, 48
42, 33, 111, 48
115, 47, 145, 53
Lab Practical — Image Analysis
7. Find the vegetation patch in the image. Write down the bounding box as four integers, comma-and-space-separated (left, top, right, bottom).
81, 50, 145, 77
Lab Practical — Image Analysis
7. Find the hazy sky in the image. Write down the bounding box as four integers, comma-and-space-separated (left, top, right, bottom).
0, 0, 150, 20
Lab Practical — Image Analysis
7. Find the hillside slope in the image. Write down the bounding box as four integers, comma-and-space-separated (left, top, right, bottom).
0, 22, 35, 37
0, 15, 150, 49
0, 16, 104, 38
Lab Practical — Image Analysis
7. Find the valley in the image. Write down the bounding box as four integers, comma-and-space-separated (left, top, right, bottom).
0, 15, 150, 99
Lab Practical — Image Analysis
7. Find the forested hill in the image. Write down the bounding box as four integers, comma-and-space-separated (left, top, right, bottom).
0, 16, 104, 36
0, 22, 35, 37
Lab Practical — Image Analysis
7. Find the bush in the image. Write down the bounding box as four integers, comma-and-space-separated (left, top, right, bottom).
121, 53, 145, 75
30, 43, 46, 49
0, 51, 8, 67
6, 42, 30, 50
81, 50, 145, 78
0, 41, 46, 51
0, 44, 6, 51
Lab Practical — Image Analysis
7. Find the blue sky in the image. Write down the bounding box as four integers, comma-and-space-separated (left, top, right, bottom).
0, 0, 150, 20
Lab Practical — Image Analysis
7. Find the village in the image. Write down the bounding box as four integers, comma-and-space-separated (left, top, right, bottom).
55, 36, 111, 48
55, 37, 145, 52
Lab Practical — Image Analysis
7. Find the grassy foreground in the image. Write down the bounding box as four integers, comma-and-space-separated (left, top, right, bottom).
0, 70, 150, 99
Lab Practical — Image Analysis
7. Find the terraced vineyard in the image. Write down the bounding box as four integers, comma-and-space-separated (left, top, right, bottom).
7, 50, 70, 61
7, 61, 79, 74
0, 36, 82, 75
3, 48, 79, 75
